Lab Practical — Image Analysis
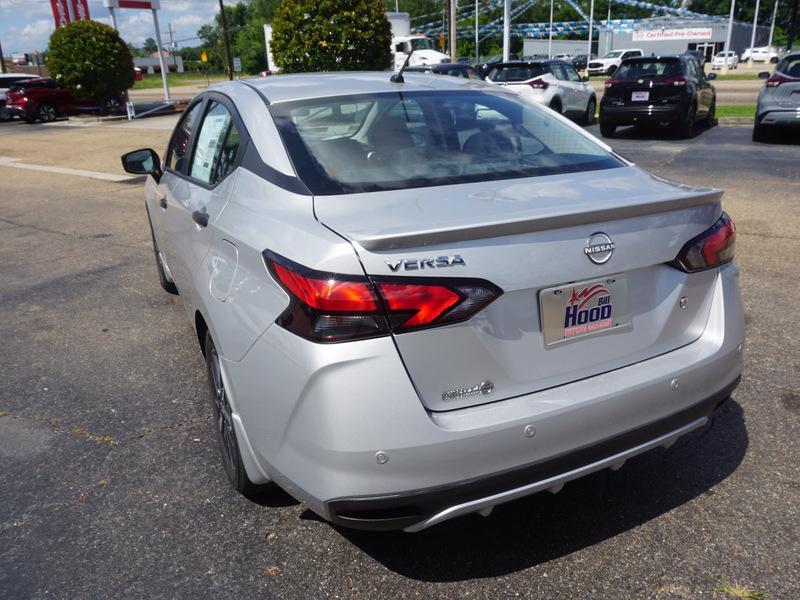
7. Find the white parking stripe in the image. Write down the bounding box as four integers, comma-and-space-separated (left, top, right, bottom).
0, 156, 134, 182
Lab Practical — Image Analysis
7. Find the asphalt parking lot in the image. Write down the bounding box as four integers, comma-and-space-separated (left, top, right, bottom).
0, 116, 798, 599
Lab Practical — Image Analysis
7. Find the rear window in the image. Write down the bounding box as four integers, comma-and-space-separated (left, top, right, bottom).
613, 59, 683, 80
270, 90, 622, 195
778, 55, 800, 78
488, 64, 547, 82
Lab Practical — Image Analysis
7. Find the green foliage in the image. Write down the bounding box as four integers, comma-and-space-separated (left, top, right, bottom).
143, 37, 158, 54
271, 0, 392, 72
46, 20, 134, 102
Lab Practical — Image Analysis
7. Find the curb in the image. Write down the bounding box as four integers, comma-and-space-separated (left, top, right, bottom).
718, 117, 755, 125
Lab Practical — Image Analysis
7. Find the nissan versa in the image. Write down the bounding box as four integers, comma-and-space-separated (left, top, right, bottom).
122, 73, 743, 532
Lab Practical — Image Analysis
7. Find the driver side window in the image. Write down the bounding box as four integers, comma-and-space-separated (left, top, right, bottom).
165, 101, 203, 173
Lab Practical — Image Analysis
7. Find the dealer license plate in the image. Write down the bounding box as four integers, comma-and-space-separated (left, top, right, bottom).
631, 91, 649, 102
539, 276, 632, 347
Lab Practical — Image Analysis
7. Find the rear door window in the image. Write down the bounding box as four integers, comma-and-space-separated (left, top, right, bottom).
614, 59, 682, 80
189, 101, 242, 185
488, 64, 547, 82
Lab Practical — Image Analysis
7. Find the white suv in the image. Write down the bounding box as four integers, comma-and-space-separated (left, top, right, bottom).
587, 49, 643, 76
712, 51, 739, 70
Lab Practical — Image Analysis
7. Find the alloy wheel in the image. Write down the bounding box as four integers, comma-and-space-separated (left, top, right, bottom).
209, 345, 237, 481
38, 104, 56, 122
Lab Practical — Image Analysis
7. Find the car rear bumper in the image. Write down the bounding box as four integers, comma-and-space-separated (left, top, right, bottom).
4, 105, 28, 117
224, 263, 744, 531
758, 108, 800, 128
600, 103, 687, 125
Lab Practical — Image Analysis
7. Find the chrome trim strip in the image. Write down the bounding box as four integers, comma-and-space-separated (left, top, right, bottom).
403, 416, 708, 532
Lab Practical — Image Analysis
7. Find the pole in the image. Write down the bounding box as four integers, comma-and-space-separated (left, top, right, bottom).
475, 0, 479, 63
0, 39, 6, 74
151, 8, 171, 101
449, 0, 457, 60
749, 0, 761, 64
548, 0, 554, 58
168, 22, 177, 71
108, 7, 118, 30
788, 0, 799, 50
218, 0, 234, 81
395, 0, 399, 11
606, 1, 612, 54
503, 0, 510, 62
722, 0, 735, 74
587, 0, 595, 65
768, 0, 779, 48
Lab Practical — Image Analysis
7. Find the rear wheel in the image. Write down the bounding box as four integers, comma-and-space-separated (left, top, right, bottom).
704, 98, 717, 126
548, 97, 562, 114
0, 107, 10, 122
752, 122, 770, 143
583, 97, 596, 125
678, 104, 696, 138
36, 103, 57, 122
599, 121, 616, 138
205, 332, 266, 496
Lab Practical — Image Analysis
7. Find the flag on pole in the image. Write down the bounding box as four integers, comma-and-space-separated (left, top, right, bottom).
50, 0, 71, 28
70, 0, 91, 20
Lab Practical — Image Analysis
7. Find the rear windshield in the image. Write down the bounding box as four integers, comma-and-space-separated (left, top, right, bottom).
487, 64, 547, 82
778, 55, 800, 78
613, 58, 682, 80
269, 90, 621, 195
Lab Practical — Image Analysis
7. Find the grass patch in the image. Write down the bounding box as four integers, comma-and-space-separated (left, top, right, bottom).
132, 72, 228, 89
716, 104, 757, 119
712, 71, 767, 81
713, 577, 767, 599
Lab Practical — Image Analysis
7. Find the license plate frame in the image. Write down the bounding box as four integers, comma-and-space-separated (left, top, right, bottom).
631, 91, 650, 102
539, 275, 632, 347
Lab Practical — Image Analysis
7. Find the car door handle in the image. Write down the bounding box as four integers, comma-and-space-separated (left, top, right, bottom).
158, 196, 167, 209
192, 209, 209, 228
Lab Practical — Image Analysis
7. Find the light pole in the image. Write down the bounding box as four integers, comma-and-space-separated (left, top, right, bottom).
218, 0, 234, 81
768, 0, 779, 48
548, 0, 554, 58
503, 0, 510, 62
475, 0, 479, 63
749, 0, 761, 64
587, 0, 595, 66
449, 0, 457, 61
606, 0, 612, 54
722, 0, 736, 75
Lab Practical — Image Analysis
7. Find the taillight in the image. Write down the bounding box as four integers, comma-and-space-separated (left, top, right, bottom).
663, 76, 687, 86
766, 74, 791, 87
672, 213, 736, 273
604, 79, 614, 89
529, 78, 548, 89
264, 251, 502, 342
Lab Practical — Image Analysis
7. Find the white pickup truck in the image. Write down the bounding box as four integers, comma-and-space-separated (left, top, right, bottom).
587, 49, 644, 76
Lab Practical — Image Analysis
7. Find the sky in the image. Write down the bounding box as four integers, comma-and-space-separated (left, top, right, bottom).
0, 0, 233, 55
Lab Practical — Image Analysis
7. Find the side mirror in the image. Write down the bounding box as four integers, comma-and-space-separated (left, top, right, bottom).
707, 72, 717, 80
121, 148, 161, 179
758, 71, 770, 79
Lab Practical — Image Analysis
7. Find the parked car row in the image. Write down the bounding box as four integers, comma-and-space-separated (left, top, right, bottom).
0, 72, 38, 121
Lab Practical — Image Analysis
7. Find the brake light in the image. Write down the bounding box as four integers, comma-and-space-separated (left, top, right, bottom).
604, 79, 614, 89
529, 78, 548, 89
663, 76, 687, 86
766, 74, 791, 87
264, 251, 502, 342
672, 213, 736, 273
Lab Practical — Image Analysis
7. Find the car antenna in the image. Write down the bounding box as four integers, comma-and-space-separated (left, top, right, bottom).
391, 51, 414, 83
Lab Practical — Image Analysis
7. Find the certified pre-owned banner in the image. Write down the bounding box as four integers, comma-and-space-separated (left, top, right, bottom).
50, 0, 71, 28
70, 0, 91, 20
632, 27, 713, 42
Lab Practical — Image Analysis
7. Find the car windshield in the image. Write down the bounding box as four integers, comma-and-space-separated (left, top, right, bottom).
487, 64, 547, 82
269, 90, 621, 195
614, 58, 682, 80
409, 38, 432, 51
603, 51, 623, 59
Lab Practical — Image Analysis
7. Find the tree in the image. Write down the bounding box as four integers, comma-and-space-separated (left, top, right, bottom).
46, 20, 134, 103
143, 37, 158, 54
271, 0, 392, 72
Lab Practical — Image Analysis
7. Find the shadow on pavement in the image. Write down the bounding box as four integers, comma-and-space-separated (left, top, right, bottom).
337, 399, 748, 582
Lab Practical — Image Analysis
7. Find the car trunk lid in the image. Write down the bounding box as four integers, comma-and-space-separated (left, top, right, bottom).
315, 165, 723, 412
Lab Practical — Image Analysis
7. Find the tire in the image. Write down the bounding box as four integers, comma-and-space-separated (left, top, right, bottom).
146, 207, 178, 295
752, 122, 770, 143
205, 331, 266, 496
103, 97, 121, 115
678, 103, 696, 139
607, 65, 617, 76
584, 96, 596, 125
36, 103, 57, 122
549, 97, 562, 114
599, 121, 616, 138
704, 98, 717, 126
0, 108, 10, 122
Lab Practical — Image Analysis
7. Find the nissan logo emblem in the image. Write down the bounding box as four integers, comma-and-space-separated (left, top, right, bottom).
584, 232, 615, 264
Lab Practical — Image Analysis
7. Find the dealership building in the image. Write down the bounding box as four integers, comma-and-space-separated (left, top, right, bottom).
597, 16, 771, 61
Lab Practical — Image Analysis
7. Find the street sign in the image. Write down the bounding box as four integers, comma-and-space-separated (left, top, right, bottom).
201, 51, 208, 63
233, 57, 242, 72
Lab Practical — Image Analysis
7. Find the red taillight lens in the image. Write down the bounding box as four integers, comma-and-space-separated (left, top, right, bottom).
529, 78, 548, 89
663, 76, 687, 87
264, 252, 502, 342
672, 213, 736, 273
604, 79, 614, 89
766, 74, 791, 87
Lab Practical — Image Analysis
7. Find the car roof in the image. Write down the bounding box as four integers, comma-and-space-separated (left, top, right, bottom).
490, 60, 558, 67
0, 72, 38, 78
230, 71, 487, 104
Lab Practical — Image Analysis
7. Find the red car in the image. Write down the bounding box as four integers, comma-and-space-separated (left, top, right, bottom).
4, 78, 123, 123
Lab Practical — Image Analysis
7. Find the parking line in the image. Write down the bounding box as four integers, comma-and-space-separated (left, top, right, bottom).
0, 156, 134, 183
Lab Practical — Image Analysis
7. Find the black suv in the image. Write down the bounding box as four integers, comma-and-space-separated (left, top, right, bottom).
405, 63, 484, 80
599, 55, 717, 138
